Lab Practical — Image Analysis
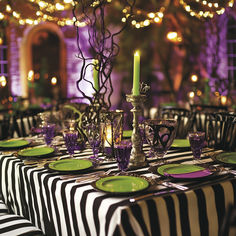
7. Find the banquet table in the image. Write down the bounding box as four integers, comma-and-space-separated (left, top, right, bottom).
0, 137, 236, 236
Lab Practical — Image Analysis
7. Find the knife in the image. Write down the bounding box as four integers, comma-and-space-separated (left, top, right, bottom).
159, 180, 189, 190
129, 189, 178, 203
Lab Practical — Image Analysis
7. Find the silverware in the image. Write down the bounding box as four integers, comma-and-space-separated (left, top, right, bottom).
159, 180, 189, 191
129, 189, 178, 203
148, 176, 188, 191
75, 169, 113, 183
60, 170, 105, 180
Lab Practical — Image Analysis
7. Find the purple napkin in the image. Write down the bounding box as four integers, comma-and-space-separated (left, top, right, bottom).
164, 169, 212, 179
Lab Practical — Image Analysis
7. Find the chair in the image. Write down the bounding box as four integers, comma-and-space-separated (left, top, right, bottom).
190, 104, 228, 113
0, 199, 44, 236
205, 112, 236, 151
159, 106, 193, 138
160, 106, 191, 118
0, 116, 11, 140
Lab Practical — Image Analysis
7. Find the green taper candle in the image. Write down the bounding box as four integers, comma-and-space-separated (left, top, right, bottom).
133, 50, 140, 95
93, 59, 99, 91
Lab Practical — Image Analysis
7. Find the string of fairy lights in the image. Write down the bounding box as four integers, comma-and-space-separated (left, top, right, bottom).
0, 0, 233, 28
179, 0, 234, 19
121, 0, 234, 29
0, 0, 85, 27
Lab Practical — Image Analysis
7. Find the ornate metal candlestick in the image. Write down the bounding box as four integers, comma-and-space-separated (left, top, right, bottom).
126, 94, 148, 167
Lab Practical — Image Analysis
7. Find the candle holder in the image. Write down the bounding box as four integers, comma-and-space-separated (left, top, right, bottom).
100, 110, 124, 160
126, 94, 148, 168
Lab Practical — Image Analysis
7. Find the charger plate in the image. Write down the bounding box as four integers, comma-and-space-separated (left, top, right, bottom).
213, 152, 236, 165
93, 175, 150, 195
17, 146, 54, 158
171, 139, 190, 148
0, 139, 30, 149
47, 159, 93, 173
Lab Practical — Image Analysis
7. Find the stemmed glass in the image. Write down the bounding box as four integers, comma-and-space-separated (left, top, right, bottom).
63, 130, 79, 158
188, 131, 206, 164
144, 119, 177, 163
85, 123, 102, 163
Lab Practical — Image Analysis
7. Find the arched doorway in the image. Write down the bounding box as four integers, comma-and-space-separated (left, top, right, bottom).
30, 30, 60, 103
20, 22, 67, 104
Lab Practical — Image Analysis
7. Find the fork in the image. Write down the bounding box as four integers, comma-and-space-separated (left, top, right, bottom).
75, 169, 113, 183
148, 176, 188, 191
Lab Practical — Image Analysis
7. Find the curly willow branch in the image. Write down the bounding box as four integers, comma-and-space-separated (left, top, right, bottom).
72, 0, 135, 122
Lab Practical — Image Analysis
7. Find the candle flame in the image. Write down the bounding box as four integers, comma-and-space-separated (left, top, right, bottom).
134, 50, 140, 56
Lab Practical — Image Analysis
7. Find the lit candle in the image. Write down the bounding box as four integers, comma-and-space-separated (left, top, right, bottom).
104, 125, 112, 147
93, 59, 99, 91
133, 50, 140, 95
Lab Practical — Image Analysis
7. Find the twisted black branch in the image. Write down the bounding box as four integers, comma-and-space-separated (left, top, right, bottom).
72, 0, 135, 123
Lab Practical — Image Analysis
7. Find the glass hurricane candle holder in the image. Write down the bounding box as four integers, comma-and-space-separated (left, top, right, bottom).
100, 110, 124, 159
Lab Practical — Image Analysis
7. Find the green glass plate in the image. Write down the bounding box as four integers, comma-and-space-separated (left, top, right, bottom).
171, 139, 190, 148
94, 175, 149, 194
48, 159, 93, 172
214, 152, 236, 165
157, 164, 206, 176
157, 163, 181, 176
0, 139, 30, 149
163, 164, 205, 175
123, 130, 132, 138
18, 146, 54, 158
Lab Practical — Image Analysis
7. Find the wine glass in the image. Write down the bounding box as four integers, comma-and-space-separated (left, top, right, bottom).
144, 119, 177, 163
114, 140, 132, 173
63, 130, 79, 158
85, 123, 102, 163
188, 131, 205, 164
31, 112, 50, 137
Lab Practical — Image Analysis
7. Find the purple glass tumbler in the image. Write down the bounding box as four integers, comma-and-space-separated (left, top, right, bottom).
63, 130, 78, 157
114, 140, 132, 172
42, 123, 56, 146
188, 131, 205, 163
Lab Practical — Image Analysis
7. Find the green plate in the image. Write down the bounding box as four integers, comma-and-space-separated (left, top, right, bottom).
94, 175, 149, 194
163, 164, 205, 175
48, 159, 93, 172
17, 146, 54, 158
157, 163, 206, 176
157, 164, 181, 176
123, 130, 132, 138
214, 152, 236, 165
0, 139, 30, 149
171, 139, 190, 148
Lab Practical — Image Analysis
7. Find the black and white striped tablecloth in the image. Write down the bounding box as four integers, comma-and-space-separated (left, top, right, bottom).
0, 144, 236, 236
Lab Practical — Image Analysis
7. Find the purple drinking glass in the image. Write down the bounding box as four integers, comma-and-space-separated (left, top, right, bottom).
42, 123, 56, 146
114, 140, 132, 172
85, 123, 102, 162
188, 131, 205, 163
63, 130, 79, 157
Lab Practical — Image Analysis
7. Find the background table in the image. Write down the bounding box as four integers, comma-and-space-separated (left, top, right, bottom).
1, 143, 236, 236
